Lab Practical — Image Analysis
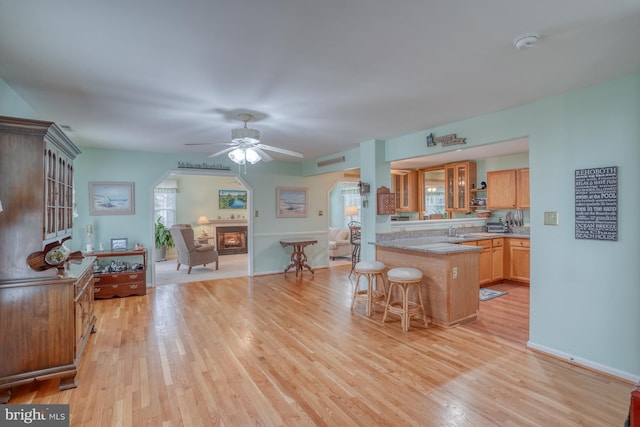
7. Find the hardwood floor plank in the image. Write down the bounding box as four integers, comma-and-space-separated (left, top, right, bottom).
5, 266, 632, 426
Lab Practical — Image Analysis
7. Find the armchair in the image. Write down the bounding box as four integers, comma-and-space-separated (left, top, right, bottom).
169, 224, 218, 274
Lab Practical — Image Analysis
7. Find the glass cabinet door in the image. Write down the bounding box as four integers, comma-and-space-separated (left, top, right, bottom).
457, 164, 467, 210
446, 166, 455, 210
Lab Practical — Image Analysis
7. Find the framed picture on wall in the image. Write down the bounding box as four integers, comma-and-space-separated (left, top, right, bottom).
276, 187, 308, 218
89, 182, 135, 215
219, 189, 247, 209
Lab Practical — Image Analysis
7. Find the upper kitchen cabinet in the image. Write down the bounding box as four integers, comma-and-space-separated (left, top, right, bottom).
0, 116, 81, 280
391, 169, 418, 212
419, 168, 446, 219
445, 161, 477, 213
486, 167, 529, 209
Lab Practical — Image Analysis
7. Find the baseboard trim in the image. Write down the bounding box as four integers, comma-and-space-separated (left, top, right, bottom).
527, 340, 639, 383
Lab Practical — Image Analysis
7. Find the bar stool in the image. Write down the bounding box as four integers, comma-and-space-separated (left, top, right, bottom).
383, 267, 427, 332
351, 261, 387, 317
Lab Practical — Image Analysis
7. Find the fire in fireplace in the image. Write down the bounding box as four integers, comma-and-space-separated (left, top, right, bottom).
216, 226, 248, 255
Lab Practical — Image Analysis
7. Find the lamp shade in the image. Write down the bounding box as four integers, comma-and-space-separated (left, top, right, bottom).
197, 216, 209, 225
344, 205, 359, 216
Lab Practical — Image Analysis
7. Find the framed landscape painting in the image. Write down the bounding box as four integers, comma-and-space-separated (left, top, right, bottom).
276, 187, 308, 218
89, 182, 135, 215
219, 189, 247, 209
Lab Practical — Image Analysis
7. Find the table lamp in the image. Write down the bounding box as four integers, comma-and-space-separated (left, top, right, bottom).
345, 205, 358, 222
197, 216, 210, 238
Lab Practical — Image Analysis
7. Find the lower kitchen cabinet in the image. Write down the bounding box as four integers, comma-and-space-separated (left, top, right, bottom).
93, 249, 147, 299
508, 238, 530, 283
462, 238, 503, 286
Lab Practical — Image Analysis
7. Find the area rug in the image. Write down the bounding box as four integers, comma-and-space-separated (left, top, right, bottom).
479, 288, 508, 301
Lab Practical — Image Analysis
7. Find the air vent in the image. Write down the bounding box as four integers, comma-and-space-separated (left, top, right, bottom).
317, 156, 345, 167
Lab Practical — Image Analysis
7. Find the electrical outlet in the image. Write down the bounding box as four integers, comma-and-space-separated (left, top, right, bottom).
452, 267, 458, 279
318, 210, 323, 216
255, 210, 259, 217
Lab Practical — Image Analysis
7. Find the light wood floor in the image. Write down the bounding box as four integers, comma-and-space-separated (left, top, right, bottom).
7, 266, 632, 426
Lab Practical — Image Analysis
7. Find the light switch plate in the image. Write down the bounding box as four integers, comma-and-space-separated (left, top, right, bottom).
544, 211, 558, 225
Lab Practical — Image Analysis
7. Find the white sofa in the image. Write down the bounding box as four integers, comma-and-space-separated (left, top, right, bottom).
328, 227, 351, 260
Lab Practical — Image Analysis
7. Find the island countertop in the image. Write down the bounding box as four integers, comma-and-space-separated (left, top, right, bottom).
375, 233, 529, 255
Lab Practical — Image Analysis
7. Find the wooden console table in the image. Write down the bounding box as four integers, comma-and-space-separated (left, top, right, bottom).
280, 238, 317, 277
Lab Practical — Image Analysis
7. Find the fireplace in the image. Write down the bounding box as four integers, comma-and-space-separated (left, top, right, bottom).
216, 226, 248, 255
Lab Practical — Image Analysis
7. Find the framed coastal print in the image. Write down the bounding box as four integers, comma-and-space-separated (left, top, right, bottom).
276, 187, 308, 218
89, 182, 135, 215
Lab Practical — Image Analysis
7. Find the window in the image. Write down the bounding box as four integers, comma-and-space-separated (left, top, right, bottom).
342, 183, 361, 227
155, 180, 177, 227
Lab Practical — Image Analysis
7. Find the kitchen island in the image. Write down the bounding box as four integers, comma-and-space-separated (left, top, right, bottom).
376, 235, 483, 328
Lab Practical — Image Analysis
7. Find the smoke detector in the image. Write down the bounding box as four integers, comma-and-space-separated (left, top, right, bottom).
513, 32, 539, 49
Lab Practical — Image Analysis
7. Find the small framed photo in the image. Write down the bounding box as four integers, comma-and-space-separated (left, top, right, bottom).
276, 187, 308, 218
111, 238, 128, 252
89, 182, 135, 215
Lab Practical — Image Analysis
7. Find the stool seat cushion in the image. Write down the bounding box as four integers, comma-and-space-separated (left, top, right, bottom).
387, 267, 423, 281
354, 261, 386, 272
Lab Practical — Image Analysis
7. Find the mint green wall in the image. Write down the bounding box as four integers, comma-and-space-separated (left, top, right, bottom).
0, 78, 37, 119
382, 74, 640, 380
2, 73, 638, 381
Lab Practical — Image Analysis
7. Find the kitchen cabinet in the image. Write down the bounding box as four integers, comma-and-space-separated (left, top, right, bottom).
516, 168, 530, 209
462, 238, 503, 286
445, 162, 477, 212
508, 238, 530, 283
391, 169, 418, 212
0, 258, 96, 403
486, 167, 529, 209
93, 249, 147, 299
419, 167, 446, 219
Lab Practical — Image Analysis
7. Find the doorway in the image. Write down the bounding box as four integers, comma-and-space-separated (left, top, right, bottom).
151, 171, 251, 286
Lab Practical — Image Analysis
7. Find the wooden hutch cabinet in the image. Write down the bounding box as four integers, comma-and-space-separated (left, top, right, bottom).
93, 249, 148, 299
0, 116, 95, 403
445, 161, 477, 213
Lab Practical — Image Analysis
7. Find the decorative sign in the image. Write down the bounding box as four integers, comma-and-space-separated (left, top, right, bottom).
177, 161, 231, 171
575, 166, 618, 241
426, 133, 467, 147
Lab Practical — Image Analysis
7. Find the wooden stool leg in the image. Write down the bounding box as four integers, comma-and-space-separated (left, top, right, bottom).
402, 284, 409, 333
413, 283, 428, 326
351, 273, 362, 312
382, 282, 395, 323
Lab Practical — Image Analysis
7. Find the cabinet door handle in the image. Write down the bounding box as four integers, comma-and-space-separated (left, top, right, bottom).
95, 277, 101, 283
129, 284, 138, 289
128, 274, 138, 279
94, 287, 101, 293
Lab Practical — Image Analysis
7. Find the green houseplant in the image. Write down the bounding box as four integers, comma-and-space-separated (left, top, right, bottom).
154, 216, 174, 261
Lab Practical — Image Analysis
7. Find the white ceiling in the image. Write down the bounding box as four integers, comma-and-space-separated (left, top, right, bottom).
0, 1, 639, 164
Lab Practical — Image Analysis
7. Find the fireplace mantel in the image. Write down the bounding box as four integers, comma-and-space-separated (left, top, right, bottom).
209, 219, 248, 226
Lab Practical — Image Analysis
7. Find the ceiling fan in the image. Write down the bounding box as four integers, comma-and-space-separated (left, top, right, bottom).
196, 113, 304, 165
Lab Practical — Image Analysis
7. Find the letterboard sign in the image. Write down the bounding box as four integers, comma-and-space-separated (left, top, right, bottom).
575, 166, 618, 241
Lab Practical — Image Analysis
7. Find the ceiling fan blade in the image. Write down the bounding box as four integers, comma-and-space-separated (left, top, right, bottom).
185, 142, 233, 147
252, 147, 273, 162
256, 143, 304, 158
208, 146, 236, 158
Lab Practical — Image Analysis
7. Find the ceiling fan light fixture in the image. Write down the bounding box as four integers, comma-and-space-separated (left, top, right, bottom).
245, 147, 261, 164
231, 127, 260, 144
228, 148, 247, 164
228, 146, 262, 165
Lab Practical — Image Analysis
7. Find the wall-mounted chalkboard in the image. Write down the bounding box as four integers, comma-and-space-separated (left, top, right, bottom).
575, 166, 618, 241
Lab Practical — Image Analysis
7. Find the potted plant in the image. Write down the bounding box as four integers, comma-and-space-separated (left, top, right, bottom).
154, 216, 174, 261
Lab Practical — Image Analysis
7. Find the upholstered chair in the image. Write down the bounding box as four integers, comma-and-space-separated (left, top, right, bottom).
169, 224, 218, 274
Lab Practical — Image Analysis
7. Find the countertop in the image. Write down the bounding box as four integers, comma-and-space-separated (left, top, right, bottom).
375, 232, 530, 255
